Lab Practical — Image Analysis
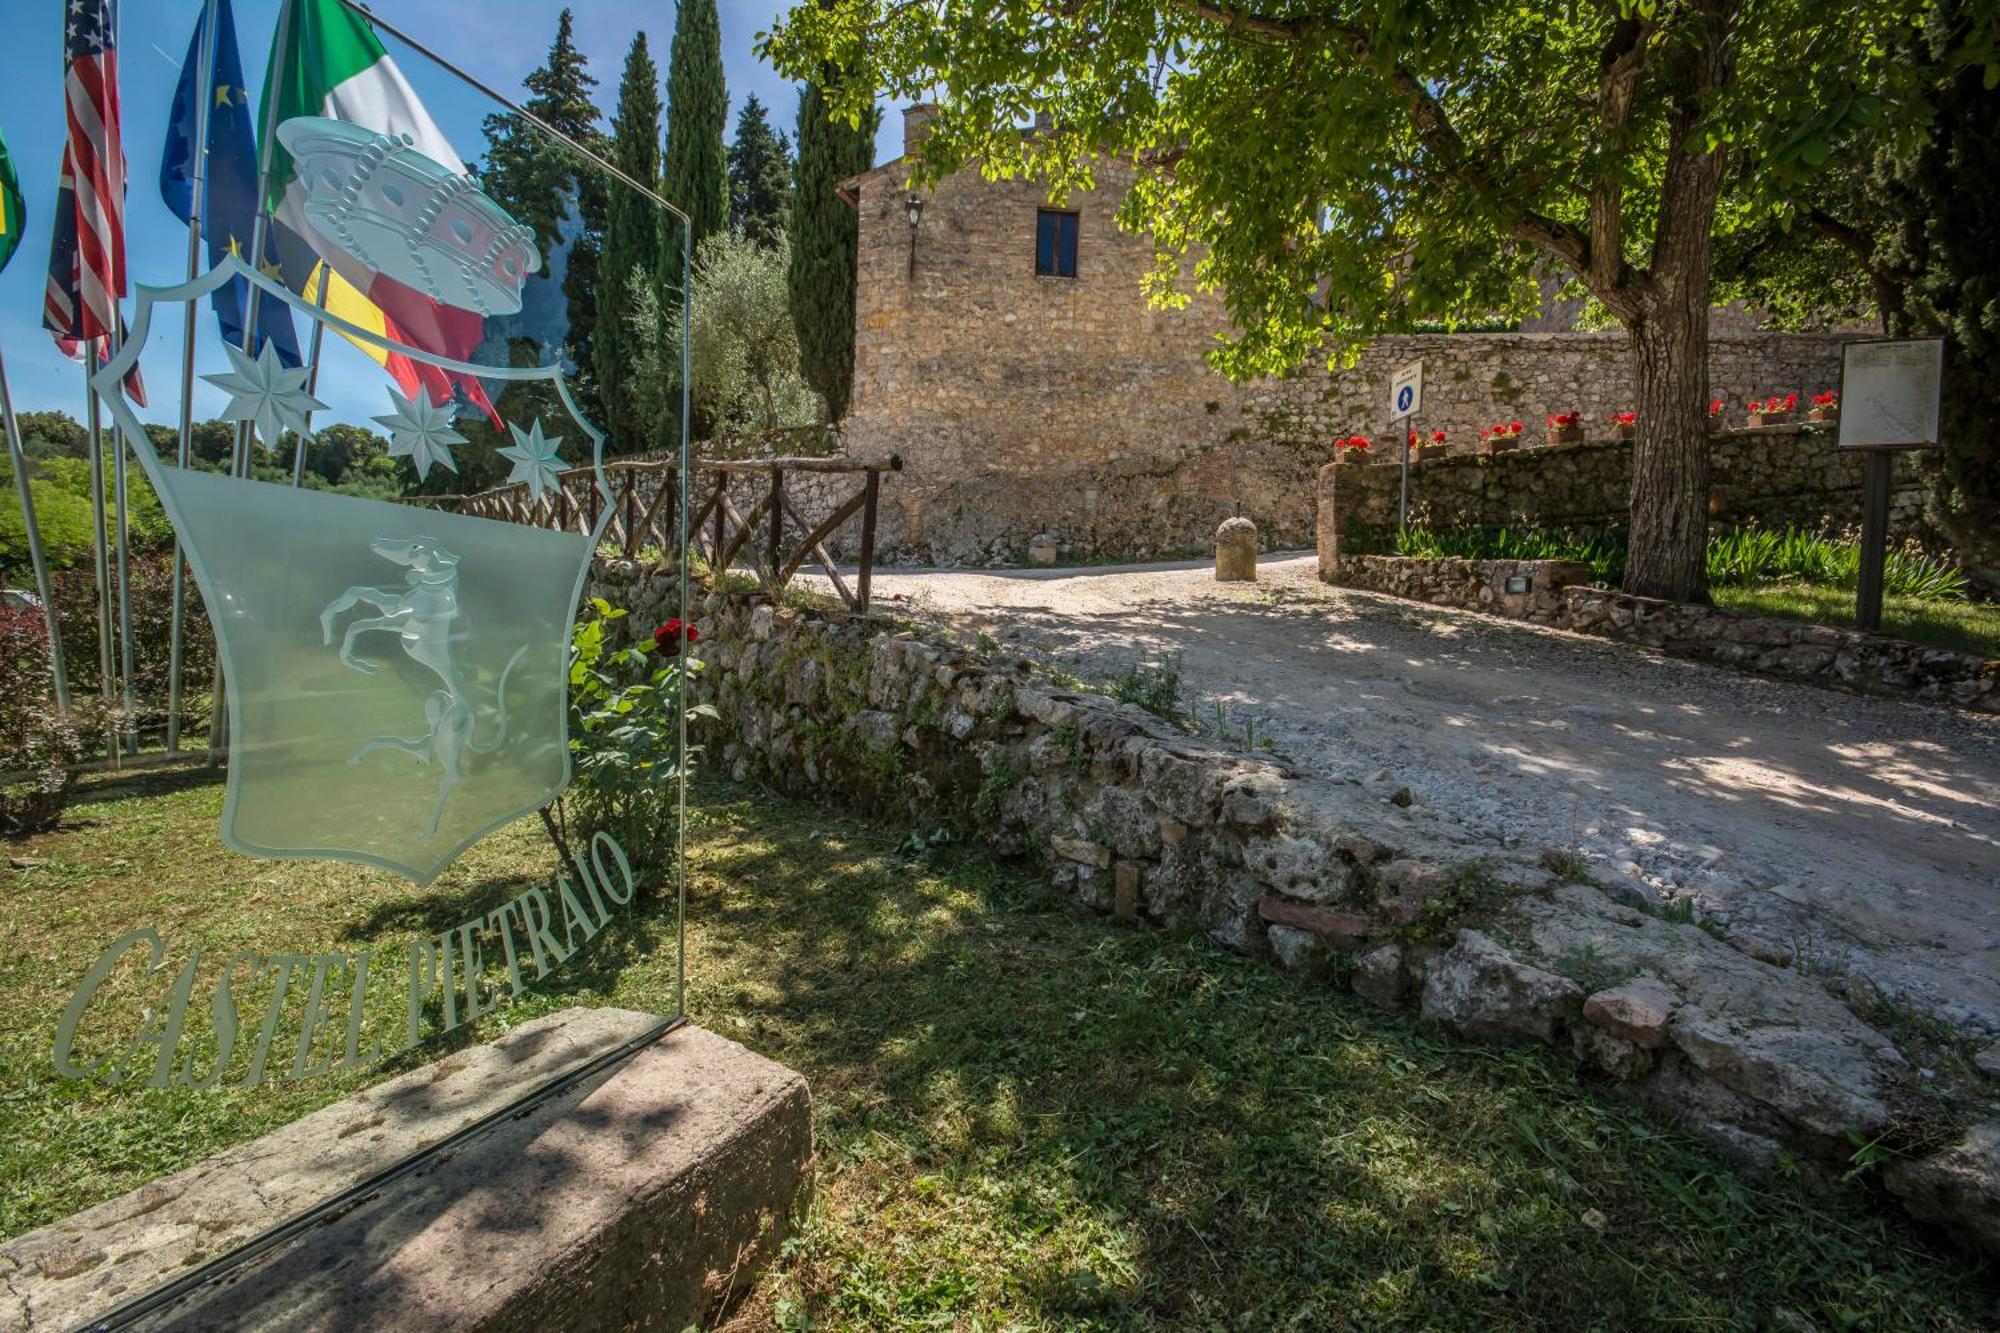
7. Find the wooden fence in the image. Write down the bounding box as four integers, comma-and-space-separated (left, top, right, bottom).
440, 454, 903, 614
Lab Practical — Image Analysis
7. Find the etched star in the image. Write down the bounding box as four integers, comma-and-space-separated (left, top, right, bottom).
374, 386, 465, 481
498, 418, 567, 500
201, 340, 324, 454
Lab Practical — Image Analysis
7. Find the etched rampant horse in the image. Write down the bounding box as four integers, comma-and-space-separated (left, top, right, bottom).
321, 536, 527, 839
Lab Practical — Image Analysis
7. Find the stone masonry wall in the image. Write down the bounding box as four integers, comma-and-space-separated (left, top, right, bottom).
835, 131, 1864, 566
585, 559, 2000, 1254
1324, 424, 1937, 554
1319, 551, 1998, 713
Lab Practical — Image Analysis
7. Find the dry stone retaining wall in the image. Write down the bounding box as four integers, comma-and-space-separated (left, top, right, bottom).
587, 560, 2000, 1254
1325, 423, 1936, 552
1317, 550, 1999, 714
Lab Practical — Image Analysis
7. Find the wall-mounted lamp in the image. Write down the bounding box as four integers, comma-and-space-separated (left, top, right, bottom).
905, 194, 925, 280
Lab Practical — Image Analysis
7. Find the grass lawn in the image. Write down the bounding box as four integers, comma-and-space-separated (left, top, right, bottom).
3, 768, 1997, 1328
1712, 583, 2000, 658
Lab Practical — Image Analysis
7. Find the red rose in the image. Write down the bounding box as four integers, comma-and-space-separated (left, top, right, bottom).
655, 619, 699, 655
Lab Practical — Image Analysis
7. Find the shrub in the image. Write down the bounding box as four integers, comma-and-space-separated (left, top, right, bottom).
1396, 523, 1970, 605
563, 599, 711, 876
47, 554, 217, 732
0, 605, 96, 835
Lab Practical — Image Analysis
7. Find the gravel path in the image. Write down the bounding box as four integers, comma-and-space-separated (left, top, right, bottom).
833, 554, 2000, 1033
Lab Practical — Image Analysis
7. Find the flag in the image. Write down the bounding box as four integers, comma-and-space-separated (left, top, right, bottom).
43, 0, 145, 404
0, 126, 24, 275
257, 0, 498, 425
161, 0, 302, 366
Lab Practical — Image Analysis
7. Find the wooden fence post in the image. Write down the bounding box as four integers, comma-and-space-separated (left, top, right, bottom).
856, 469, 881, 615
767, 466, 785, 587
711, 471, 728, 570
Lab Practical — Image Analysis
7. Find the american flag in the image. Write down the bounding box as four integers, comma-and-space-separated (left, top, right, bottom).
44, 0, 144, 403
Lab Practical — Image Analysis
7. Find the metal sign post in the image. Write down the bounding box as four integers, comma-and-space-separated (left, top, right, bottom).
1389, 360, 1422, 530
1834, 338, 1945, 633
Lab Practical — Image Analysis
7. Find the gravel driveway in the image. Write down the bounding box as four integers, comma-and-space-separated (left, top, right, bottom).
830, 554, 2000, 1034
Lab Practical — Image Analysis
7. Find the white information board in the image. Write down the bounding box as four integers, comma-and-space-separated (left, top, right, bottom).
1389, 360, 1423, 422
1837, 338, 1945, 449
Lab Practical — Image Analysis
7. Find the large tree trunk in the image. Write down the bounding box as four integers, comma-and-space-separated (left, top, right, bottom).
1624, 292, 1714, 603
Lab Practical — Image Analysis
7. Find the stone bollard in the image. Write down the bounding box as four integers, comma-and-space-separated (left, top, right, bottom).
1028, 533, 1059, 566
1215, 516, 1258, 582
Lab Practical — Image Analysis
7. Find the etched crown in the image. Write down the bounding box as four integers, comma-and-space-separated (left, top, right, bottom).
277, 116, 541, 318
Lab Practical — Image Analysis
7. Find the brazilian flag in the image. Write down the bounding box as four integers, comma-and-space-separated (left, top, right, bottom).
0, 125, 23, 275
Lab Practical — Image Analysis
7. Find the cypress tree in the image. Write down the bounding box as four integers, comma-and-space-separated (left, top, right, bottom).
661, 0, 728, 253
597, 32, 665, 454
478, 10, 608, 412
787, 81, 876, 421
727, 94, 793, 248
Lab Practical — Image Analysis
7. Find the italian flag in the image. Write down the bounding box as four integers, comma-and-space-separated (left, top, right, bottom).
257, 0, 498, 424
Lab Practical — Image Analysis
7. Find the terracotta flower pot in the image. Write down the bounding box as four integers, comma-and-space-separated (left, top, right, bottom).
1808, 407, 1838, 424
1746, 411, 1791, 429
1414, 444, 1449, 463
1479, 436, 1518, 456
1546, 424, 1584, 445
1613, 423, 1637, 441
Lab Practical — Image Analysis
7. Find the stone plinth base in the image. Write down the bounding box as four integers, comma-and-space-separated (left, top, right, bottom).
2, 1010, 812, 1331
1215, 516, 1258, 581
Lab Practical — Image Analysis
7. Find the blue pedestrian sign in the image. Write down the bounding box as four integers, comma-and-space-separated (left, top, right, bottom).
1390, 360, 1423, 422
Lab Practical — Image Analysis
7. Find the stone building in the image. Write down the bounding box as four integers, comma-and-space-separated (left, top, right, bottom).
836, 107, 1859, 566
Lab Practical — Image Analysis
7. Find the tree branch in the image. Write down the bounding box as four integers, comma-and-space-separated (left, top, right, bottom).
1588, 18, 1651, 296
1167, 0, 1596, 280
1803, 206, 1903, 325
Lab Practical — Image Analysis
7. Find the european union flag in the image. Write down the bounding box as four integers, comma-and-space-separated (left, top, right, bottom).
160, 0, 301, 366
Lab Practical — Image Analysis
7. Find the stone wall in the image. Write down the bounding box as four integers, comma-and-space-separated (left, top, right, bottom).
1323, 424, 1937, 553
835, 120, 1867, 566
588, 566, 2000, 1254
1321, 552, 1999, 713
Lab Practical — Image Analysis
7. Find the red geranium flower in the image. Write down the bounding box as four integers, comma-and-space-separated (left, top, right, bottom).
1812, 390, 1838, 407
1708, 399, 1725, 415
1547, 411, 1581, 428
1610, 410, 1637, 426
1430, 430, 1447, 444
655, 618, 700, 655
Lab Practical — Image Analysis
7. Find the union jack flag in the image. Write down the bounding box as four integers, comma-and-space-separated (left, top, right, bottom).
44, 0, 144, 403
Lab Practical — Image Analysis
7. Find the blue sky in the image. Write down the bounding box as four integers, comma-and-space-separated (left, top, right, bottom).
0, 0, 902, 426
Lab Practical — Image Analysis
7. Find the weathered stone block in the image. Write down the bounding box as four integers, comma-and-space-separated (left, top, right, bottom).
1, 1013, 812, 1333
1113, 861, 1142, 921
1051, 836, 1112, 869
1883, 1120, 2000, 1257
1352, 944, 1406, 1009
1266, 923, 1328, 973
1214, 516, 1258, 582
1420, 930, 1583, 1045
1582, 976, 1679, 1050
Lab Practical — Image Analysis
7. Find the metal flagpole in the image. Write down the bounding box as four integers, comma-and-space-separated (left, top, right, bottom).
675, 222, 690, 1023
231, 0, 292, 482
290, 264, 331, 486
83, 347, 117, 765
1400, 416, 1412, 530
0, 348, 71, 713
108, 323, 137, 755
167, 0, 224, 756
211, 0, 295, 761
